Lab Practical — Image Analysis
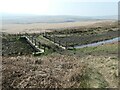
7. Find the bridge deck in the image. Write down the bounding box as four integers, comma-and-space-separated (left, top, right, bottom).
20, 36, 44, 54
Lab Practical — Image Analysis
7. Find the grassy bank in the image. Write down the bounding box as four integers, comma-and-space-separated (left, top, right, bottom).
2, 41, 118, 89
43, 26, 118, 47
68, 42, 118, 88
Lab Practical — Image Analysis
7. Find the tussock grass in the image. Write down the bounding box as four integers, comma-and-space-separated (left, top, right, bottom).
2, 54, 88, 89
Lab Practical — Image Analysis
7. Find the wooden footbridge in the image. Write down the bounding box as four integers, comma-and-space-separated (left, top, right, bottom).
20, 35, 45, 54
20, 33, 66, 54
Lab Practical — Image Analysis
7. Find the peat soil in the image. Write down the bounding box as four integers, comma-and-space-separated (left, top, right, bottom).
2, 34, 36, 56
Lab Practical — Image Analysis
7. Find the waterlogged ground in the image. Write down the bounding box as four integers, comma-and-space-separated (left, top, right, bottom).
2, 41, 118, 89
2, 19, 118, 89
2, 34, 36, 56
2, 24, 119, 89
69, 42, 118, 88
43, 25, 118, 47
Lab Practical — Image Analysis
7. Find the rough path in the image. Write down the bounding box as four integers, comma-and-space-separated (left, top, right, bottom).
37, 36, 66, 50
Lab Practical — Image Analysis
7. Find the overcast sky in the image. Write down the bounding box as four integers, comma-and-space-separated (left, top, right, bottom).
0, 0, 119, 16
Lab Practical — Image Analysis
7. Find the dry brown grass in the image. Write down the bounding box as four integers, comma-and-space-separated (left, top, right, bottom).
2, 53, 86, 89
73, 42, 119, 88
2, 20, 116, 34
2, 39, 118, 89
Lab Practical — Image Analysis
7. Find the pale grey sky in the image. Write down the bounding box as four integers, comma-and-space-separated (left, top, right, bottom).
0, 0, 119, 16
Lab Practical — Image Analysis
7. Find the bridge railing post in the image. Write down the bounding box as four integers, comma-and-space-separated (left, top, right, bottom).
44, 45, 46, 52
38, 42, 41, 48
53, 34, 55, 43
49, 34, 51, 40
59, 40, 61, 46
65, 42, 68, 49
31, 37, 33, 43
34, 39, 36, 45
73, 42, 75, 49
